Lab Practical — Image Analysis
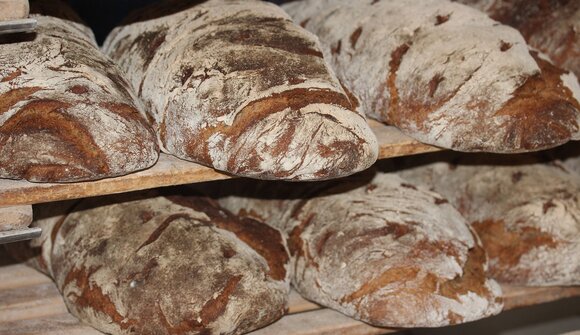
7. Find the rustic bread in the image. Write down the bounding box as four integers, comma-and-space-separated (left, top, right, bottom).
283, 0, 580, 153
0, 205, 32, 232
9, 192, 290, 335
458, 0, 580, 82
211, 173, 503, 327
103, 0, 378, 181
0, 0, 29, 20
0, 1, 159, 182
398, 154, 580, 286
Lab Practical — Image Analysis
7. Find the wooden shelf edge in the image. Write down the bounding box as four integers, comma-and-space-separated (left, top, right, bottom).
1, 263, 579, 335
0, 122, 439, 207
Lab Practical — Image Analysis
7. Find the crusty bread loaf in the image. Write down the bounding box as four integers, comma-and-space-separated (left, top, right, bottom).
458, 0, 580, 82
103, 0, 378, 181
211, 173, 503, 327
0, 1, 159, 182
0, 205, 32, 231
0, 0, 29, 20
283, 0, 580, 153
9, 191, 290, 335
399, 154, 580, 286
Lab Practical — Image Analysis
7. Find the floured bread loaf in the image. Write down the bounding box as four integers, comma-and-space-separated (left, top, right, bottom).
0, 1, 159, 182
0, 0, 29, 20
399, 154, 580, 286
103, 0, 378, 181
9, 192, 290, 335
283, 0, 580, 153
211, 173, 503, 327
458, 0, 580, 81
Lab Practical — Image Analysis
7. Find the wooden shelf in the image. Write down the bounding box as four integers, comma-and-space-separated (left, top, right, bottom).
1, 262, 579, 335
0, 120, 439, 207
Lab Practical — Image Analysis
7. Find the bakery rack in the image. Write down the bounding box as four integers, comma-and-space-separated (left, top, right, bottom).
1, 120, 580, 334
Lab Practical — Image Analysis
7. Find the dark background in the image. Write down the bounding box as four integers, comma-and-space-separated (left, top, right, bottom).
66, 0, 285, 44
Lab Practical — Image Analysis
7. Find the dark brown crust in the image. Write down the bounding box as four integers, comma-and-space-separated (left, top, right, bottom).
166, 195, 289, 281
472, 219, 558, 282
0, 99, 111, 181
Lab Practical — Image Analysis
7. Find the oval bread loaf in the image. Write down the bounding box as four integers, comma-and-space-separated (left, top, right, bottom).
0, 1, 159, 182
103, 0, 378, 181
399, 155, 580, 286
458, 0, 580, 82
9, 192, 291, 335
283, 0, 580, 153
212, 173, 503, 327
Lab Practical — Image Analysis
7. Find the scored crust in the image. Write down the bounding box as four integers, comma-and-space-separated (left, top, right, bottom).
103, 0, 378, 181
0, 1, 159, 182
283, 0, 580, 153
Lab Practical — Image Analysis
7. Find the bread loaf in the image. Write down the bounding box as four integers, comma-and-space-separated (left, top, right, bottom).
283, 0, 580, 153
0, 0, 29, 20
9, 191, 290, 335
0, 1, 159, 182
458, 0, 580, 82
399, 154, 580, 286
0, 205, 32, 231
211, 173, 503, 327
103, 0, 378, 181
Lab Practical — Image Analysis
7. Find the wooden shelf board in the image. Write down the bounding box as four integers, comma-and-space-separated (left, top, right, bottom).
0, 121, 439, 207
1, 263, 579, 335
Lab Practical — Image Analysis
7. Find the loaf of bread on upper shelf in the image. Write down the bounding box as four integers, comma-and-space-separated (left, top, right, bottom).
458, 0, 580, 82
7, 191, 290, 335
207, 172, 503, 327
0, 0, 29, 20
283, 0, 580, 153
103, 0, 378, 181
398, 153, 580, 286
0, 0, 159, 183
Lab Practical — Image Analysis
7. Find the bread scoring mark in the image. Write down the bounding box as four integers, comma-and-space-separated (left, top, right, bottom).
0, 87, 41, 115
136, 213, 194, 252
341, 267, 420, 304
400, 182, 417, 190
385, 43, 411, 121
350, 27, 363, 49
165, 196, 289, 281
472, 219, 558, 279
67, 85, 89, 95
434, 197, 449, 205
200, 275, 242, 324
499, 40, 512, 52
156, 302, 205, 335
289, 213, 320, 274
356, 222, 412, 240
63, 265, 138, 330
435, 14, 451, 25
495, 52, 580, 151
542, 200, 556, 214
1, 99, 111, 181
126, 258, 159, 284
132, 29, 167, 68
300, 18, 310, 28
1, 69, 22, 82
428, 73, 445, 98
331, 40, 342, 55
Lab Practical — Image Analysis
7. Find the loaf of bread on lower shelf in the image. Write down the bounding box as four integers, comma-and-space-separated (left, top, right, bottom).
398, 153, 580, 286
0, 0, 159, 183
103, 0, 378, 181
208, 172, 503, 327
7, 191, 291, 335
283, 0, 580, 153
458, 0, 580, 82
0, 0, 29, 20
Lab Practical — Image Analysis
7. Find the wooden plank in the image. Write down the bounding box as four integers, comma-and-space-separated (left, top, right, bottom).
2, 263, 580, 335
0, 122, 439, 207
249, 309, 393, 335
502, 285, 580, 311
